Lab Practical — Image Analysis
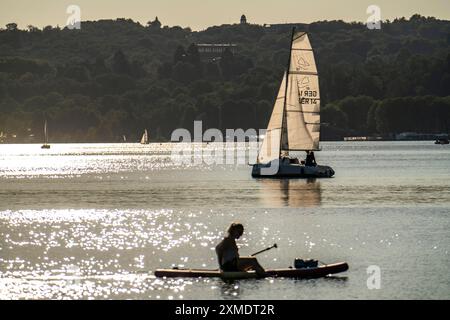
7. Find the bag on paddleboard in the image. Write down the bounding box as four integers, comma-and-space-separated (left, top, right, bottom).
294, 258, 318, 269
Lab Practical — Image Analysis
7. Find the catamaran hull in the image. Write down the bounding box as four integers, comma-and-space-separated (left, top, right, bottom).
155, 262, 348, 280
251, 162, 334, 178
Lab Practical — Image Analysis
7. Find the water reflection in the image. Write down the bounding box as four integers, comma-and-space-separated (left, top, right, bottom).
257, 178, 321, 207
322, 276, 349, 283
219, 279, 268, 299
219, 280, 242, 299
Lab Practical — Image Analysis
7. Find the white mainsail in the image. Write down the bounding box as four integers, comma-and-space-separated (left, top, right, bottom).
41, 119, 50, 148
287, 32, 320, 151
140, 129, 149, 144
43, 120, 48, 144
257, 31, 320, 163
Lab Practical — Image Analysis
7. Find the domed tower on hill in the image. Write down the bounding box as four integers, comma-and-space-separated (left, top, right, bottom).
240, 14, 247, 24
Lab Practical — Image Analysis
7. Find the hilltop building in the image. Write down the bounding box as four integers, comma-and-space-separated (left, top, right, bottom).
196, 44, 238, 61
240, 15, 247, 24
148, 16, 161, 28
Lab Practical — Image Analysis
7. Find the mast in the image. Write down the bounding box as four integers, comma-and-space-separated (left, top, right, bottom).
44, 120, 48, 144
279, 27, 296, 158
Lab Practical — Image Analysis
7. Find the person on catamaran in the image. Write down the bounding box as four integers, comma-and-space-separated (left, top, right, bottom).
305, 151, 317, 167
215, 223, 267, 277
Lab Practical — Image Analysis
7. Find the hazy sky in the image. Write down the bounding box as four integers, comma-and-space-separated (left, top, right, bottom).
1, 0, 449, 31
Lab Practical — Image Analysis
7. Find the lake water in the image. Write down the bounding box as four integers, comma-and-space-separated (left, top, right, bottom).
0, 141, 449, 299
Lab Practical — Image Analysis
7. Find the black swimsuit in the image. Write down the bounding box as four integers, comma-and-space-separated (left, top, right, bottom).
221, 258, 239, 272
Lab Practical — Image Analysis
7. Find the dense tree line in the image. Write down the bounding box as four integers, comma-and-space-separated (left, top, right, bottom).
0, 14, 449, 142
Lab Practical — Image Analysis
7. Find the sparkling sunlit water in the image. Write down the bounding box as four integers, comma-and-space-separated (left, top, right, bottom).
0, 142, 449, 299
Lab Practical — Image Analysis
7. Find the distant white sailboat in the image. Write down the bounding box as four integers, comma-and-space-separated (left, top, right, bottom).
41, 120, 50, 149
140, 129, 149, 144
252, 29, 334, 178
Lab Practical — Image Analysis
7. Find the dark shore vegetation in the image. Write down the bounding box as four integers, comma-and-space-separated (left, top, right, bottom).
0, 15, 449, 142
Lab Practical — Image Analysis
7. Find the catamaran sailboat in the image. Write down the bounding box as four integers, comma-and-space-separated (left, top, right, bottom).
140, 129, 149, 144
252, 30, 334, 178
41, 119, 50, 149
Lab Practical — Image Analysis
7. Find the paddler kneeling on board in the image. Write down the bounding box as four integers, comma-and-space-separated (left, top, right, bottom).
215, 223, 267, 277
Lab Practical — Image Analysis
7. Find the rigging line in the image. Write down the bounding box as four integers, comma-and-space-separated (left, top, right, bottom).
290, 71, 317, 75
292, 32, 306, 41
286, 102, 320, 109
286, 110, 320, 114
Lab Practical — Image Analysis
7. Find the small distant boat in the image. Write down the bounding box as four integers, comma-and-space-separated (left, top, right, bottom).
41, 120, 50, 149
434, 138, 449, 145
140, 129, 149, 144
252, 29, 334, 178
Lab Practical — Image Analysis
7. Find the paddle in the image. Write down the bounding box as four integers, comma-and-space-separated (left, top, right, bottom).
250, 243, 277, 256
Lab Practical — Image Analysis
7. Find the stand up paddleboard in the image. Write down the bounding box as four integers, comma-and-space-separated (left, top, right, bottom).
155, 262, 348, 280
